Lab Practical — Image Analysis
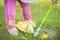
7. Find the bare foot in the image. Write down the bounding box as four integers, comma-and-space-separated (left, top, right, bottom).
7, 20, 19, 36
25, 20, 36, 27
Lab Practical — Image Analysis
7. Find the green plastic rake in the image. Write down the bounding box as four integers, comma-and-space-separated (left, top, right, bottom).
34, 4, 55, 37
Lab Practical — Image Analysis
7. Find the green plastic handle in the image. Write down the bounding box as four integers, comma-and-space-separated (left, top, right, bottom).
40, 4, 55, 28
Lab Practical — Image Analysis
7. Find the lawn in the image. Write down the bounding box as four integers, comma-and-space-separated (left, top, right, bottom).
0, 0, 60, 40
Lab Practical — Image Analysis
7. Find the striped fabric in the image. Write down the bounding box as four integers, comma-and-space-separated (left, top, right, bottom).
21, 0, 39, 3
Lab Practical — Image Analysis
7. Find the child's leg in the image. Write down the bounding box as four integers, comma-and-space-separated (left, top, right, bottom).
17, 0, 31, 21
4, 0, 19, 35
4, 0, 16, 28
17, 0, 36, 27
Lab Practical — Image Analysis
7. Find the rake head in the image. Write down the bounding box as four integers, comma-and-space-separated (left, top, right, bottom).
34, 28, 56, 40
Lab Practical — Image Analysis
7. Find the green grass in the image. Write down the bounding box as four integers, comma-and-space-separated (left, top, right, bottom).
0, 0, 60, 40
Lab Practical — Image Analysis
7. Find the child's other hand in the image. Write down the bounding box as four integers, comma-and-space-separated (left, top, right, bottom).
52, 0, 57, 4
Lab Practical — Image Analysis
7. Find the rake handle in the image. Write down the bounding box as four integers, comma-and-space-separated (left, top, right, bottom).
40, 4, 55, 27
34, 4, 55, 37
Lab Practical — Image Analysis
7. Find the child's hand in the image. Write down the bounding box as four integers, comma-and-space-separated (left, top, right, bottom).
52, 0, 57, 4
